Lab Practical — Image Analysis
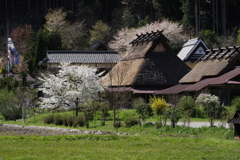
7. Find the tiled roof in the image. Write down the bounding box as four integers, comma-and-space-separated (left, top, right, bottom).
155, 84, 192, 95
157, 67, 240, 94
129, 30, 166, 45
42, 50, 120, 64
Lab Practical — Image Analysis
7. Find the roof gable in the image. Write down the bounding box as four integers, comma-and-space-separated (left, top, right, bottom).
102, 31, 190, 87
177, 38, 208, 62
180, 46, 240, 83
129, 30, 168, 45
122, 30, 172, 61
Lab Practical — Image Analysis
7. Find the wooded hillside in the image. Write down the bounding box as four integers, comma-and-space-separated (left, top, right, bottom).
0, 0, 240, 75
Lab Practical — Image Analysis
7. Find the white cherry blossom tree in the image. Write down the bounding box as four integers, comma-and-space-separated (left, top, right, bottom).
38, 62, 106, 116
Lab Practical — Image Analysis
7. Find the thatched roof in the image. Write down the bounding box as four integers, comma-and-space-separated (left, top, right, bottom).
180, 46, 240, 83
102, 30, 190, 87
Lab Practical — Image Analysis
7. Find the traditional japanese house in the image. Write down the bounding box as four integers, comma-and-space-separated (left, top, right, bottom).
228, 110, 240, 139
102, 30, 190, 101
157, 46, 240, 105
38, 50, 121, 75
177, 37, 208, 62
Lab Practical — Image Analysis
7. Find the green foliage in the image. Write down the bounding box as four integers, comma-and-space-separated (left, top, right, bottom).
138, 15, 151, 27
113, 121, 122, 128
197, 30, 219, 48
0, 89, 21, 121
124, 117, 139, 127
178, 96, 196, 124
143, 122, 154, 128
43, 115, 54, 124
0, 132, 240, 159
196, 93, 220, 127
67, 116, 74, 127
236, 30, 240, 44
180, 0, 195, 28
73, 115, 85, 127
97, 102, 110, 126
89, 20, 111, 45
54, 115, 63, 126
231, 96, 240, 110
0, 76, 19, 90
136, 103, 153, 123
24, 29, 62, 74
122, 9, 136, 28
44, 8, 68, 32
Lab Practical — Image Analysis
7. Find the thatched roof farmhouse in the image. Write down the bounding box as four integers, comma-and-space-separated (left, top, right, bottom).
157, 46, 240, 105
102, 30, 190, 94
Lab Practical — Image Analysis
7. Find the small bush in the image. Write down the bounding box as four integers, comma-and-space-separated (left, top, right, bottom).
113, 121, 122, 128
231, 96, 240, 110
143, 122, 154, 128
62, 115, 68, 126
44, 115, 54, 124
124, 117, 139, 127
155, 122, 162, 129
54, 115, 63, 125
67, 116, 74, 127
73, 115, 85, 127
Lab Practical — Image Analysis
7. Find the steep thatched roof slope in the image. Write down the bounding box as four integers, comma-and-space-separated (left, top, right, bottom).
102, 30, 190, 87
180, 46, 240, 83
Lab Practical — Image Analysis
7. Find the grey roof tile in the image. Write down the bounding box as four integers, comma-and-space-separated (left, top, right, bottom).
43, 50, 120, 64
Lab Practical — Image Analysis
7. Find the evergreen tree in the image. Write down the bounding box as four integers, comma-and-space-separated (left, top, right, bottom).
89, 20, 111, 45
181, 0, 195, 29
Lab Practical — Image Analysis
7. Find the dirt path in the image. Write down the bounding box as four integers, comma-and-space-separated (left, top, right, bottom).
0, 124, 129, 136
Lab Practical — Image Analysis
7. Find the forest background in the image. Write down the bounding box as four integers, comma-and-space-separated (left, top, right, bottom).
0, 0, 239, 76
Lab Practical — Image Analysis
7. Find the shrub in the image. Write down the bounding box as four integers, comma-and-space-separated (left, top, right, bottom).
191, 107, 206, 118
178, 96, 196, 124
155, 121, 162, 129
136, 103, 153, 123
66, 116, 74, 127
196, 93, 220, 127
113, 121, 122, 128
143, 122, 154, 128
54, 115, 63, 125
73, 115, 85, 127
62, 115, 68, 126
124, 117, 139, 127
44, 115, 54, 124
231, 96, 240, 110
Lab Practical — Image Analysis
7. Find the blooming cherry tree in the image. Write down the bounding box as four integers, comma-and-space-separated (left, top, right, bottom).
38, 62, 106, 116
108, 20, 188, 55
196, 93, 220, 127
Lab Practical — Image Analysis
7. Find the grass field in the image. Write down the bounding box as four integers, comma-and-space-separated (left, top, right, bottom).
0, 109, 238, 160
0, 134, 240, 160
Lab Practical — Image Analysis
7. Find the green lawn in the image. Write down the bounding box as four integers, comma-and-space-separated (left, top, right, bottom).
0, 109, 237, 160
0, 134, 239, 160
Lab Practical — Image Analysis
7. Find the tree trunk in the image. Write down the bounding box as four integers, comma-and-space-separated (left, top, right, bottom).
195, 0, 200, 34
212, 0, 216, 33
75, 99, 79, 116
221, 0, 226, 36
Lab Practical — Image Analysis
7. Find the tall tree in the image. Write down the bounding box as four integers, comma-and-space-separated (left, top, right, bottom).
38, 62, 106, 116
180, 0, 195, 30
